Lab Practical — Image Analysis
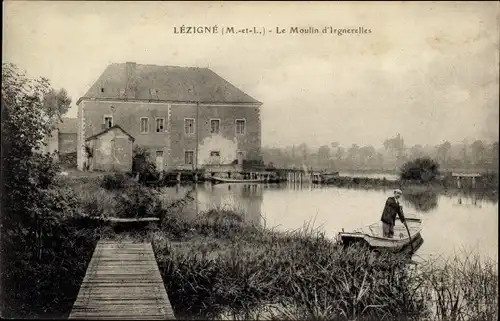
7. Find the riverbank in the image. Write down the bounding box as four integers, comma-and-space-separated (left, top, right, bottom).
322, 176, 498, 201
3, 174, 497, 320
64, 169, 498, 202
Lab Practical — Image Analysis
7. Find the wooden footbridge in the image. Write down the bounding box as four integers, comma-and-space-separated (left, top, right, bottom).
69, 240, 175, 320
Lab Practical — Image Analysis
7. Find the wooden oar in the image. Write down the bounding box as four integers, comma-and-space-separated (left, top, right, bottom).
400, 207, 414, 253
403, 221, 414, 252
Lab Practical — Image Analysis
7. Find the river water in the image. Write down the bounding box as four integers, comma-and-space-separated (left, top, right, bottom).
163, 182, 498, 262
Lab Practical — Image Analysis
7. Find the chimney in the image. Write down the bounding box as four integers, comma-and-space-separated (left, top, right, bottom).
125, 62, 137, 99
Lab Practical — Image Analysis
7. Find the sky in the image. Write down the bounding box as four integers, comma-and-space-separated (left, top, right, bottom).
3, 1, 499, 148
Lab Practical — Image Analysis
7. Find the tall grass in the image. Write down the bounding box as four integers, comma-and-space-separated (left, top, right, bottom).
411, 250, 498, 321
152, 208, 497, 321
153, 220, 427, 320
1, 216, 106, 318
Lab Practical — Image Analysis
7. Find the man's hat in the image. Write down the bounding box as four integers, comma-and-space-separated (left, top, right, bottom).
394, 189, 403, 196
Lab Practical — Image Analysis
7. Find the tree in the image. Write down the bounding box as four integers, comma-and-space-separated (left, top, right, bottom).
1, 63, 75, 260
471, 140, 486, 167
298, 143, 308, 163
359, 145, 376, 168
491, 141, 499, 169
436, 141, 452, 168
409, 144, 425, 160
460, 139, 470, 170
42, 88, 72, 127
336, 147, 345, 162
317, 145, 330, 169
346, 144, 360, 167
400, 157, 440, 182
384, 133, 406, 166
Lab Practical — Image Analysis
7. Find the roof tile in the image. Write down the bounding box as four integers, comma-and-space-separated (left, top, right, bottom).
79, 63, 261, 105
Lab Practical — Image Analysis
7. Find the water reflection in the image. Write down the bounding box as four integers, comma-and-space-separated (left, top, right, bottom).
195, 183, 264, 227
161, 183, 498, 261
402, 191, 439, 213
453, 195, 483, 208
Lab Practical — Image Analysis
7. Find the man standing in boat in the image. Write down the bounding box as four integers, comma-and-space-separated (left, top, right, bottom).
381, 189, 407, 238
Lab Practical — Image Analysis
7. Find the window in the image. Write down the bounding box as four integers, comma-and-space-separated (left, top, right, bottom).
210, 119, 220, 134
149, 88, 159, 100
236, 119, 246, 135
100, 88, 105, 93
185, 151, 194, 165
103, 116, 113, 128
184, 118, 195, 135
155, 118, 165, 133
210, 151, 220, 157
140, 117, 149, 133
156, 151, 164, 157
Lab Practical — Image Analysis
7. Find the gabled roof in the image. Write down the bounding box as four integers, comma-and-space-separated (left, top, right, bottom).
77, 62, 262, 105
85, 125, 135, 142
58, 117, 77, 134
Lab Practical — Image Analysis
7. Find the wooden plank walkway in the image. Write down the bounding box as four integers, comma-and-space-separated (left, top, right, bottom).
69, 240, 175, 320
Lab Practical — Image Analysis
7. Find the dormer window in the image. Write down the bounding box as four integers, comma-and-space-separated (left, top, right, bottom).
149, 88, 159, 100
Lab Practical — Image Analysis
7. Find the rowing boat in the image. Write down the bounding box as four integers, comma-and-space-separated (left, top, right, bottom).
338, 217, 423, 253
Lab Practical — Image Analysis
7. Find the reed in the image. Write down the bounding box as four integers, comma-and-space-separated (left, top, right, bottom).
0, 216, 105, 318
411, 249, 498, 321
153, 210, 498, 321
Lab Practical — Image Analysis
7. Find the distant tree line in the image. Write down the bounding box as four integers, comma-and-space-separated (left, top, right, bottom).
262, 133, 499, 172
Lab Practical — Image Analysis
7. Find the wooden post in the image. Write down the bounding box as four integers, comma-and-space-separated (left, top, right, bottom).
176, 172, 181, 184
456, 176, 461, 188
472, 176, 476, 188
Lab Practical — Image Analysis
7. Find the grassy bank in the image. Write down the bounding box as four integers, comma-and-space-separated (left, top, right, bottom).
62, 173, 172, 220
151, 206, 498, 321
323, 176, 498, 201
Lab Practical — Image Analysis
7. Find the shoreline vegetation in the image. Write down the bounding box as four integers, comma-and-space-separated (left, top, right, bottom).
3, 173, 497, 320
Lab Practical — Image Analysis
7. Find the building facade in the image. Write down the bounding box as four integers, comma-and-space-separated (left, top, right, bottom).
43, 118, 78, 167
77, 62, 262, 172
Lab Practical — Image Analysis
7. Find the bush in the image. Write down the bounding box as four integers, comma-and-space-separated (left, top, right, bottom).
59, 152, 77, 168
400, 157, 440, 182
132, 146, 159, 183
77, 187, 118, 218
101, 172, 131, 190
116, 184, 164, 218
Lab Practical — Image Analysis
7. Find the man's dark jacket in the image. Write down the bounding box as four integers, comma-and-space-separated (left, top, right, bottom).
380, 196, 405, 225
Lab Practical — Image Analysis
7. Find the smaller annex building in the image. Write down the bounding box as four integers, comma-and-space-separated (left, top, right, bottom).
85, 125, 135, 172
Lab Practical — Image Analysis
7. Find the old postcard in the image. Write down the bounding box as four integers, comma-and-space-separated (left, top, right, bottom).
2, 1, 498, 320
